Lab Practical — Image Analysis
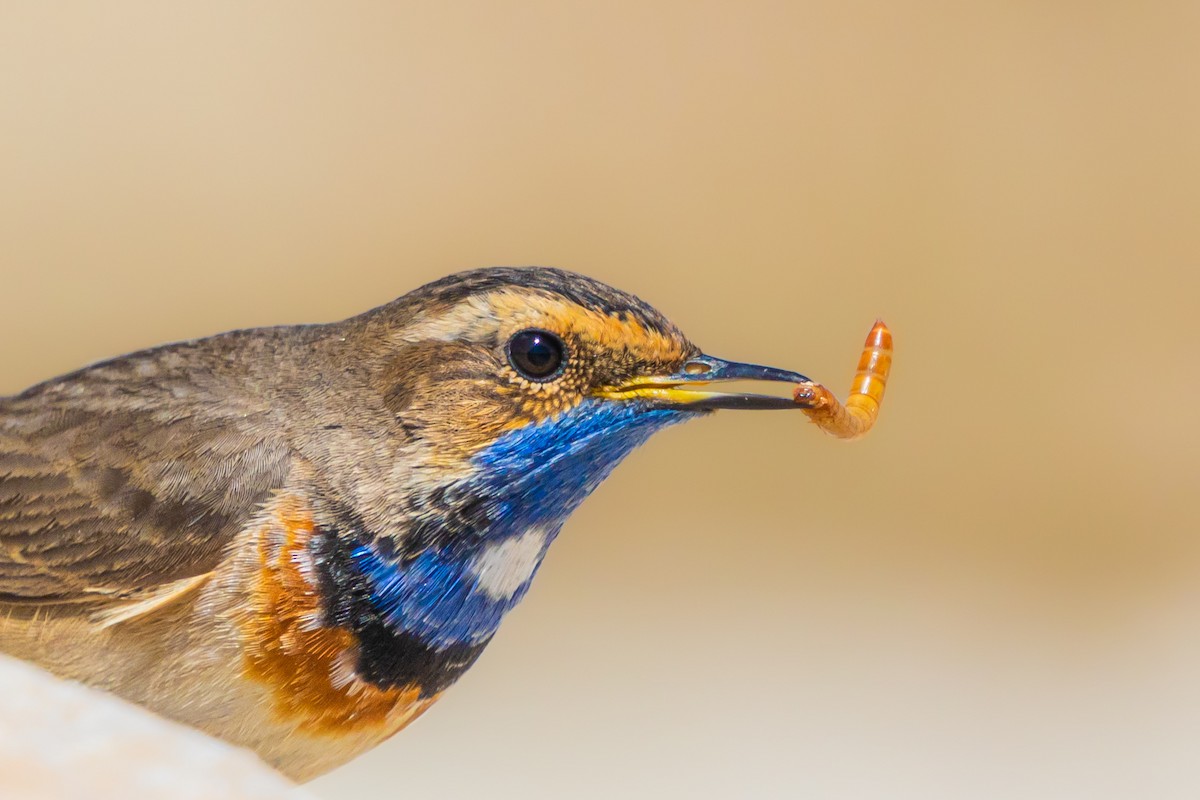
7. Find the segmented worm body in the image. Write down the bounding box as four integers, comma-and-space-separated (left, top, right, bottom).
793, 320, 892, 440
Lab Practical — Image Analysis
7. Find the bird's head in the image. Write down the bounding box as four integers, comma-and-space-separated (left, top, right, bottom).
307, 268, 808, 687
349, 266, 808, 459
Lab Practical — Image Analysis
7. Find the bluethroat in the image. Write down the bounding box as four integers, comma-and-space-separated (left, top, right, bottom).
0, 267, 868, 780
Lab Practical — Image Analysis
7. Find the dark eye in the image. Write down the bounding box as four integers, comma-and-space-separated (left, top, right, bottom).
506, 329, 566, 381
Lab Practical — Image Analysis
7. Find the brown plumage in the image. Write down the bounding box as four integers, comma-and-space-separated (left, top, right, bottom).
0, 266, 832, 780
0, 268, 686, 606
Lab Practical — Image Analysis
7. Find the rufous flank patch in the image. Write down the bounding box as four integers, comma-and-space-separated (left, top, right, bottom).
241, 494, 438, 736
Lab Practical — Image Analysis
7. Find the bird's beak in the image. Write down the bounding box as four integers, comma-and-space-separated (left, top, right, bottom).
596, 355, 811, 411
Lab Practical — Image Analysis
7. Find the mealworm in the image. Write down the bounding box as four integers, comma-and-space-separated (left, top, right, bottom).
792, 319, 892, 440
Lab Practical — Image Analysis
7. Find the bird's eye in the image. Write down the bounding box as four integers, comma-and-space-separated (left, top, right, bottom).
506, 329, 566, 381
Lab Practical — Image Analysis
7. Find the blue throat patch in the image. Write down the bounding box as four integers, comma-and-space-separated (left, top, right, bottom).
350, 399, 690, 650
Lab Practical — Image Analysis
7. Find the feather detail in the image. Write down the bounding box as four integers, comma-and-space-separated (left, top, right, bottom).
91, 574, 212, 629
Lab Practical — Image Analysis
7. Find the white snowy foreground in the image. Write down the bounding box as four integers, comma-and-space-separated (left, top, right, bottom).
0, 655, 310, 800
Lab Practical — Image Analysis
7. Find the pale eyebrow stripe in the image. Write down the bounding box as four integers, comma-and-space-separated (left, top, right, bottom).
394, 290, 573, 345
395, 294, 503, 344
395, 288, 690, 364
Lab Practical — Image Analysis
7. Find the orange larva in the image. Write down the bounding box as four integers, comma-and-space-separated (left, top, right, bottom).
792, 320, 892, 440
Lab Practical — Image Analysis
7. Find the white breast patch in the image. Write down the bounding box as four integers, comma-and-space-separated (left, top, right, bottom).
468, 527, 550, 601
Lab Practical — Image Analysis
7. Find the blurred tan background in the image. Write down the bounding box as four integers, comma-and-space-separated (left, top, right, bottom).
2, 2, 1198, 798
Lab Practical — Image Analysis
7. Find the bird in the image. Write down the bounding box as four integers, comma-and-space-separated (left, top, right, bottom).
0, 267, 816, 781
